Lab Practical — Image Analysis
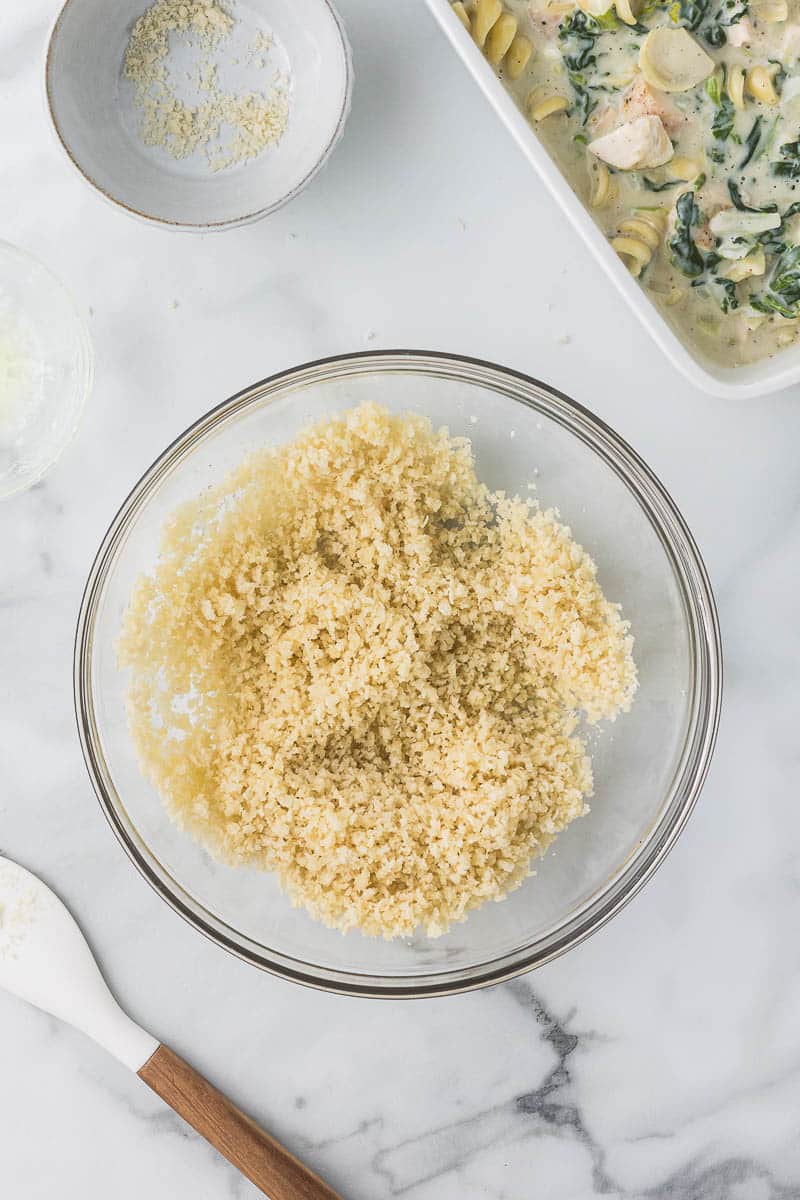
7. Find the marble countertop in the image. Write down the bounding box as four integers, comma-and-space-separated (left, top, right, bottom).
3, 1, 800, 1197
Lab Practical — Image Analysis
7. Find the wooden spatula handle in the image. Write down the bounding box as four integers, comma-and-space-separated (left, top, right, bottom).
138, 1044, 342, 1200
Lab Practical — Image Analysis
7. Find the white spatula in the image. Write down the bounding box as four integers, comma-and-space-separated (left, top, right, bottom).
0, 855, 341, 1200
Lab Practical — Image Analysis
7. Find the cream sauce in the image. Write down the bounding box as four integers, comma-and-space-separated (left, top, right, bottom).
472, 0, 800, 366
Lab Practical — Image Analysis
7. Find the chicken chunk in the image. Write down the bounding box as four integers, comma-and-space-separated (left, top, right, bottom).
727, 16, 754, 46
622, 77, 686, 136
782, 23, 800, 63
589, 115, 674, 170
526, 0, 575, 27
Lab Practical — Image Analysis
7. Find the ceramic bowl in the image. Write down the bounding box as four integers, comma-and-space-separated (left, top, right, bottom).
46, 0, 353, 230
75, 351, 722, 996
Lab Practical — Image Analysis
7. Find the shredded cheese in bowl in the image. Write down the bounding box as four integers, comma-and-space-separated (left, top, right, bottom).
119, 403, 637, 939
123, 0, 290, 172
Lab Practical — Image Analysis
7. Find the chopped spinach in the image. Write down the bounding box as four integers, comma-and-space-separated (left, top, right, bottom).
669, 191, 706, 277
728, 179, 778, 213
772, 141, 800, 180
723, 0, 749, 22
721, 234, 753, 254
594, 10, 622, 30
751, 245, 800, 317
643, 176, 686, 191
758, 201, 800, 256
669, 0, 708, 30
572, 80, 597, 124
671, 0, 747, 44
559, 10, 600, 70
705, 69, 723, 105
704, 24, 727, 45
689, 249, 741, 312
754, 115, 781, 163
739, 117, 762, 168
712, 99, 735, 142
644, 166, 707, 192
768, 58, 786, 94
706, 69, 736, 143
704, 271, 740, 312
704, 0, 748, 43
558, 11, 605, 124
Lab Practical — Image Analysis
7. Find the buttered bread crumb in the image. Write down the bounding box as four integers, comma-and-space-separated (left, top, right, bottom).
119, 403, 637, 939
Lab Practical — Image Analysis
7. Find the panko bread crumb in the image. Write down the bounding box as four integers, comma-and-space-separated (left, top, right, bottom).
118, 404, 637, 939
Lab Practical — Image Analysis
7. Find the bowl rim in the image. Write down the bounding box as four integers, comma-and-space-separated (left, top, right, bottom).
0, 239, 94, 500
44, 0, 354, 232
74, 349, 723, 997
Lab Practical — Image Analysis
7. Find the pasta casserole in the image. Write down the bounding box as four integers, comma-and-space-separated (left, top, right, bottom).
453, 0, 800, 366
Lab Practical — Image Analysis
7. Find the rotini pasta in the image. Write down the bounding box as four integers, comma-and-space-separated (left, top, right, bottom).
611, 0, 639, 25
745, 65, 780, 105
610, 209, 668, 277
486, 11, 518, 64
471, 0, 503, 46
527, 85, 569, 120
589, 160, 615, 207
452, 1, 472, 28
707, 62, 779, 109
727, 64, 746, 108
451, 1, 534, 80
664, 287, 685, 306
505, 29, 534, 77
577, 0, 639, 25
667, 156, 703, 181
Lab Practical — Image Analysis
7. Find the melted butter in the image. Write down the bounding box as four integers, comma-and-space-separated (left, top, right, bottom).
0, 322, 34, 426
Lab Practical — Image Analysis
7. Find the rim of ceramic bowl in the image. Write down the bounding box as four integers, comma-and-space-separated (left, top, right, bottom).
44, 0, 354, 232
74, 350, 723, 997
0, 240, 94, 501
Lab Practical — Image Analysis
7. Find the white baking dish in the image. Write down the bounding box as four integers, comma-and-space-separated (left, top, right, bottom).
425, 0, 800, 399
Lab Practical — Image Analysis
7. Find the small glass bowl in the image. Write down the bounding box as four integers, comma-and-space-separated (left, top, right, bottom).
0, 242, 93, 500
74, 352, 722, 996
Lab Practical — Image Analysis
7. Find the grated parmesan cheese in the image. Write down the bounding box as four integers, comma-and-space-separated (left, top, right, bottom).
123, 0, 289, 172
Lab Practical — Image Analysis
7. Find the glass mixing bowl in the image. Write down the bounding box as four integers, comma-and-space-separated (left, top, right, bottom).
74, 352, 722, 996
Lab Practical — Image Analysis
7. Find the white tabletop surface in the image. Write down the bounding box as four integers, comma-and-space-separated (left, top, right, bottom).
3, 1, 800, 1197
